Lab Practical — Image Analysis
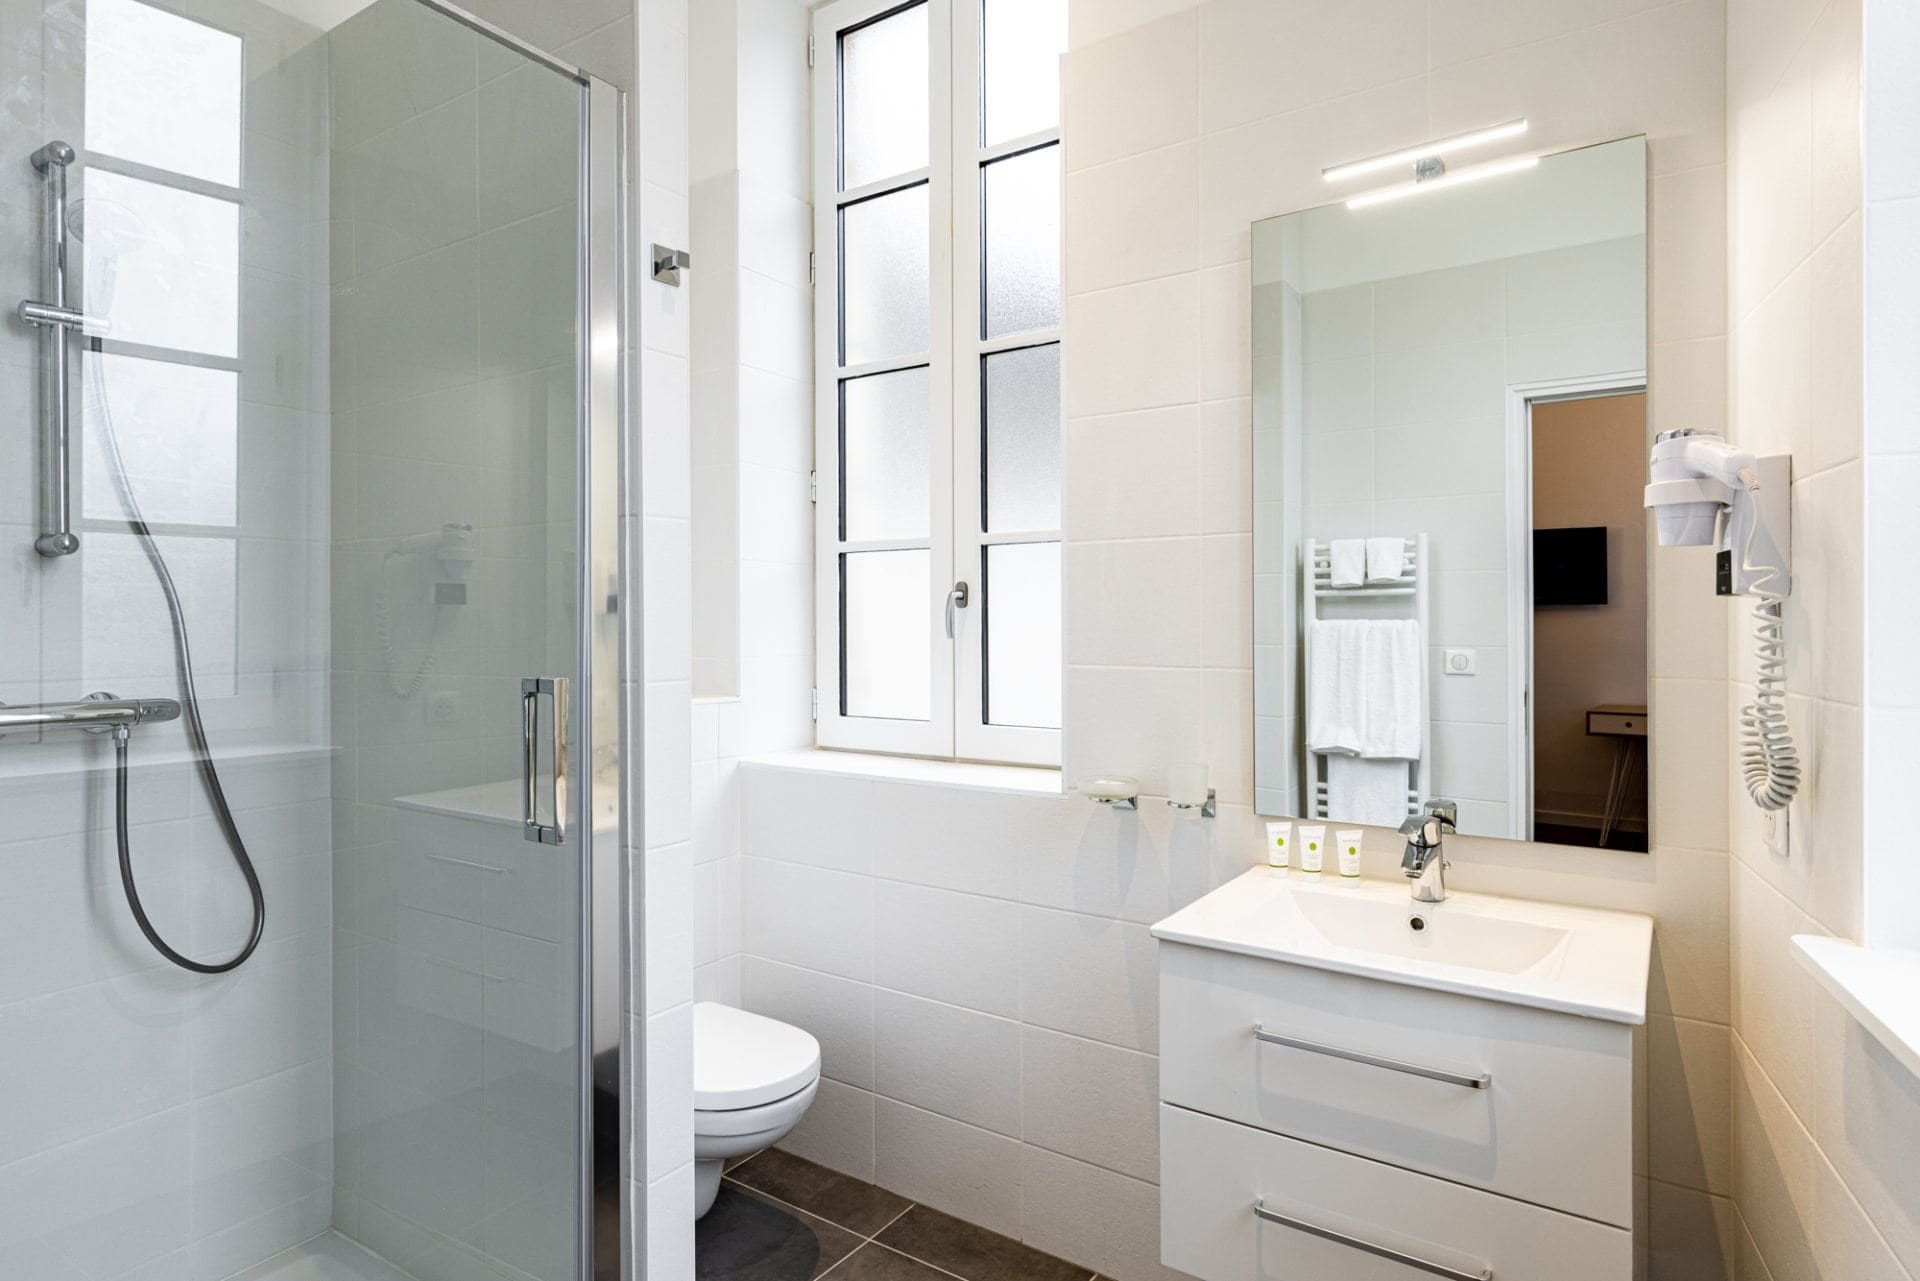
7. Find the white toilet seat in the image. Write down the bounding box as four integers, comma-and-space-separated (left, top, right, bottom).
693, 1001, 821, 1112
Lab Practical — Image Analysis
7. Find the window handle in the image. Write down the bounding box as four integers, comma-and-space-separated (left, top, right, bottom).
945, 581, 970, 639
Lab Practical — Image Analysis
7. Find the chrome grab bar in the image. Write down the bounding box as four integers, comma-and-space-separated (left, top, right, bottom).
520, 677, 568, 845
1253, 1201, 1492, 1281
0, 696, 183, 733
1252, 1024, 1492, 1090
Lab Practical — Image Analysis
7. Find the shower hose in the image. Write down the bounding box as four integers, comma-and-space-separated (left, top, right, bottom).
92, 344, 266, 974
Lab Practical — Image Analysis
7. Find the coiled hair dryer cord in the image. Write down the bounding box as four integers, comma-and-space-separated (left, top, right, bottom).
1737, 482, 1800, 812
93, 348, 266, 973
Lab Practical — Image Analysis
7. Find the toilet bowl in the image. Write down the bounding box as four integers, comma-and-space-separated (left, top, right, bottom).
693, 1001, 821, 1218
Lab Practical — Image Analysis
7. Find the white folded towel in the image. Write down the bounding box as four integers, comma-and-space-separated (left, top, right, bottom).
1328, 539, 1366, 588
1327, 754, 1410, 826
1306, 618, 1423, 760
1305, 619, 1367, 756
1361, 618, 1423, 759
1366, 537, 1407, 583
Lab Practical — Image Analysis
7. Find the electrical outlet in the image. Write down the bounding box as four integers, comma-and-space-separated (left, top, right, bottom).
1762, 806, 1790, 859
425, 690, 463, 724
1443, 648, 1477, 675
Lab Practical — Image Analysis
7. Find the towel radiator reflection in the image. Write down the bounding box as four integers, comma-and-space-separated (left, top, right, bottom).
1301, 533, 1432, 820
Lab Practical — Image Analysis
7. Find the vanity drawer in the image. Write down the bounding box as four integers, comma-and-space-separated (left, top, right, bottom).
1162, 1103, 1631, 1281
1159, 942, 1634, 1227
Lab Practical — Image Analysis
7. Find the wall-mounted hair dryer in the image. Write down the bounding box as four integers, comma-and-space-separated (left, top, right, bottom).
375, 523, 475, 699
1643, 429, 1799, 811
1644, 428, 1791, 596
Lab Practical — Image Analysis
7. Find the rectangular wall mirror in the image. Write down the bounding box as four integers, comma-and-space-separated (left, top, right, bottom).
1252, 135, 1651, 850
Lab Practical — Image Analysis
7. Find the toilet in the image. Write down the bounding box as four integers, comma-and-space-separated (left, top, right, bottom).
692, 1001, 821, 1218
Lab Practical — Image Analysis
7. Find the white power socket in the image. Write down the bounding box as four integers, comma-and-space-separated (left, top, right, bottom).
425, 690, 463, 724
1442, 648, 1477, 675
1762, 806, 1790, 860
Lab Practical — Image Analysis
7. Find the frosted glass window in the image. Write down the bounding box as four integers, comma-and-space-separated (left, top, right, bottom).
85, 0, 242, 186
83, 533, 237, 693
843, 367, 930, 542
981, 0, 1067, 145
841, 184, 930, 366
985, 541, 1060, 729
82, 171, 240, 358
82, 353, 238, 527
840, 2, 929, 189
843, 550, 931, 720
982, 145, 1060, 338
983, 343, 1060, 532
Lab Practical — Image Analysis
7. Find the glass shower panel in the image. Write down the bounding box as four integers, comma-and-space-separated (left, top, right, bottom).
0, 2, 598, 1280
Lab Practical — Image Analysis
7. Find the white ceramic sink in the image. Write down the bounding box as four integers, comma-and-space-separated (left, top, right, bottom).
1151, 868, 1653, 1023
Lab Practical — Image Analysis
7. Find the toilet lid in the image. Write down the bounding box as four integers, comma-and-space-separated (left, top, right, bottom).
693, 1002, 822, 1111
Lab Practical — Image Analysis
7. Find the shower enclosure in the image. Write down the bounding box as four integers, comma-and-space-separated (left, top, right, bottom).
1, 1, 626, 1278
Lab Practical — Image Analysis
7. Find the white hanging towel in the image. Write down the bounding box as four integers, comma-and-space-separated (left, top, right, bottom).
1327, 754, 1410, 826
1365, 536, 1407, 583
1328, 539, 1366, 588
1305, 619, 1368, 756
1360, 618, 1424, 760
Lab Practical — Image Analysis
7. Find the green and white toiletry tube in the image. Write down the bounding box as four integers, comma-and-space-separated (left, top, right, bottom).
1336, 829, 1363, 879
1298, 824, 1326, 873
1265, 820, 1292, 869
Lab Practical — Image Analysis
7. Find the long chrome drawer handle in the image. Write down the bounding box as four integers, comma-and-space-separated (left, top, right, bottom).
1254, 1200, 1493, 1281
1252, 1024, 1491, 1090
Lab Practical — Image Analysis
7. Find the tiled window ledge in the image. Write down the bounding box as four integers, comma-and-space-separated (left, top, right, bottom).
1792, 935, 1920, 1081
740, 748, 1064, 797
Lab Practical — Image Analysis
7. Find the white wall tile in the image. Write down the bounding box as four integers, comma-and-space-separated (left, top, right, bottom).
1019, 907, 1159, 1051
871, 989, 1022, 1137
1061, 13, 1197, 171
745, 858, 874, 981
1065, 144, 1200, 295
871, 881, 1023, 1018
873, 1098, 1023, 1239
1021, 1027, 1160, 1180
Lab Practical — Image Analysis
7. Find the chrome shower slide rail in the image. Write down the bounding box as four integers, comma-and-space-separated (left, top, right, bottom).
19, 139, 107, 558
0, 697, 183, 733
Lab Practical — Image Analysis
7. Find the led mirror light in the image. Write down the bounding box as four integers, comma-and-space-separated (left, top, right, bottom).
1345, 154, 1540, 209
1321, 118, 1529, 184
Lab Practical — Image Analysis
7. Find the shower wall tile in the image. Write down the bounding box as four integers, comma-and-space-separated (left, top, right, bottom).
2, 0, 333, 1273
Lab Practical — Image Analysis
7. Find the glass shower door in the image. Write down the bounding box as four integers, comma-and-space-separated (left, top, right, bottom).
328, 6, 591, 1280
0, 2, 609, 1279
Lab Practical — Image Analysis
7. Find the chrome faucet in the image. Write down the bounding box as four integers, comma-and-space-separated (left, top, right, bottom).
1399, 800, 1459, 903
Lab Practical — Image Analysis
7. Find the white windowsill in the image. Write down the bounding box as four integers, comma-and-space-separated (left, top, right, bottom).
740, 748, 1064, 797
1792, 935, 1920, 1082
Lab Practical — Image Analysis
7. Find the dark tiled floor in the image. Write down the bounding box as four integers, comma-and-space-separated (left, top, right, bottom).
700, 1149, 1105, 1281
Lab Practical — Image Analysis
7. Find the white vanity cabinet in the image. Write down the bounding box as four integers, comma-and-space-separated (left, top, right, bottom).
1151, 870, 1652, 1281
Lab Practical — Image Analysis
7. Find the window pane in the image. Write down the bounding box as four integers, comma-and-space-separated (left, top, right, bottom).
983, 145, 1061, 338
86, 0, 242, 186
983, 343, 1060, 532
843, 550, 930, 720
841, 2, 929, 190
842, 184, 930, 366
82, 170, 240, 358
982, 0, 1067, 146
82, 353, 238, 527
985, 541, 1060, 729
843, 367, 929, 542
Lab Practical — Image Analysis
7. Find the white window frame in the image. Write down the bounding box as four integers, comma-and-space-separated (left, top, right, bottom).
811, 0, 1063, 766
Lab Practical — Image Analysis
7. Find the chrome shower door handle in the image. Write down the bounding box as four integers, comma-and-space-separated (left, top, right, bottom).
521, 676, 569, 845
